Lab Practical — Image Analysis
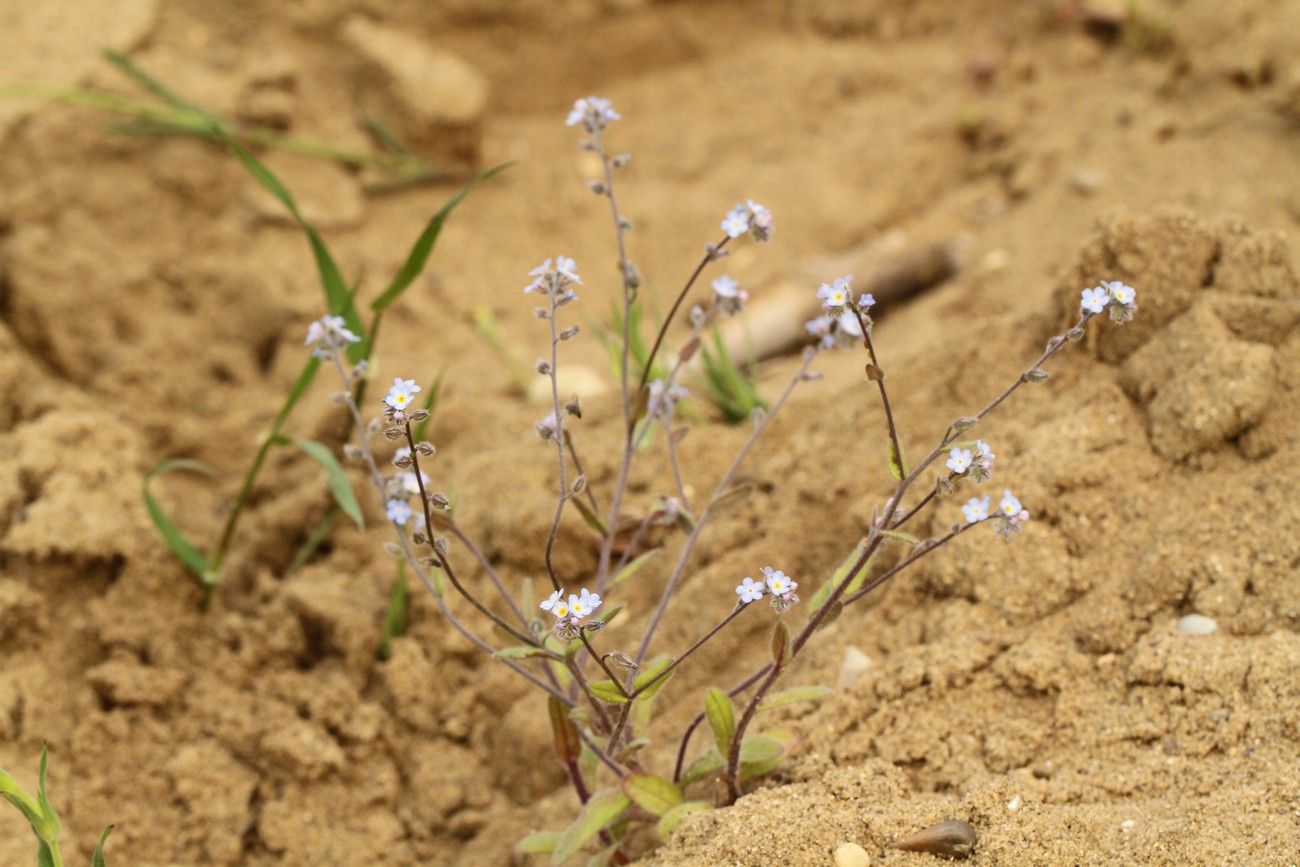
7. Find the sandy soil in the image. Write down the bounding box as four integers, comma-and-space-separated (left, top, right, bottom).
2, 1, 1298, 865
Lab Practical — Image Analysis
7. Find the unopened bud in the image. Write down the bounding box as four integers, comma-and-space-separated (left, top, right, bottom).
343, 444, 366, 462
534, 307, 550, 319
434, 537, 450, 554
571, 475, 587, 495
559, 325, 580, 341
384, 427, 404, 440
565, 396, 583, 418
410, 410, 430, 422
612, 153, 631, 168
588, 180, 607, 195
1065, 327, 1085, 342
951, 416, 978, 433
1024, 369, 1051, 383
415, 442, 436, 456
536, 359, 552, 375
429, 492, 450, 510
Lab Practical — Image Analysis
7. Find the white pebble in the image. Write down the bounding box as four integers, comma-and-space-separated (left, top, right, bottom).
833, 841, 871, 867
838, 645, 873, 689
1007, 794, 1022, 811
1177, 614, 1218, 635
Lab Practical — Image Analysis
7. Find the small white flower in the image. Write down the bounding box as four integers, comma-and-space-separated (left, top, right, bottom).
761, 566, 796, 598
817, 275, 853, 309
736, 577, 766, 603
1081, 286, 1110, 314
837, 310, 863, 339
540, 589, 564, 613
304, 315, 361, 351
1102, 280, 1136, 307
721, 205, 749, 239
712, 275, 741, 299
569, 589, 600, 620
998, 489, 1023, 517
384, 378, 421, 411
399, 472, 429, 497
579, 588, 602, 614
566, 96, 620, 131
543, 589, 571, 619
947, 448, 973, 474
647, 379, 689, 418
535, 411, 560, 442
745, 200, 774, 242
857, 293, 876, 310
962, 495, 991, 523
386, 499, 412, 525
555, 256, 583, 285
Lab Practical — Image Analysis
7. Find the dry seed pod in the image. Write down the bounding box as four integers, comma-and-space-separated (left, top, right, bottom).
887, 819, 977, 860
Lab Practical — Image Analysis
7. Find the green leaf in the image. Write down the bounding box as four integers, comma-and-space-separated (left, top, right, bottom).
888, 438, 907, 481
810, 541, 873, 615
879, 529, 921, 545
704, 688, 736, 756
37, 842, 54, 867
92, 825, 114, 867
739, 733, 785, 765
757, 685, 835, 713
515, 830, 561, 855
371, 163, 513, 314
142, 459, 217, 581
621, 772, 683, 818
549, 698, 581, 764
32, 746, 60, 845
608, 548, 662, 590
552, 789, 630, 864
632, 656, 674, 700
495, 645, 555, 660
770, 621, 791, 666
681, 748, 724, 786
657, 801, 712, 840
572, 496, 610, 536
587, 679, 629, 705
214, 132, 364, 361
291, 438, 364, 529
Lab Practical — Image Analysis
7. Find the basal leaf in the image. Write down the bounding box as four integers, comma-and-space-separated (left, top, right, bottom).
621, 772, 683, 818
552, 789, 630, 864
704, 688, 736, 756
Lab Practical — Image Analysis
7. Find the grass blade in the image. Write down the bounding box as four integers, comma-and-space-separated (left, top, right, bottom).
142, 459, 217, 580
291, 438, 364, 529
371, 162, 514, 314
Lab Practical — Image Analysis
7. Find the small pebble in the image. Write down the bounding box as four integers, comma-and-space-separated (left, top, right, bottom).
1070, 169, 1107, 195
839, 645, 873, 689
833, 841, 871, 867
1177, 614, 1218, 635
1007, 794, 1022, 811
888, 819, 977, 860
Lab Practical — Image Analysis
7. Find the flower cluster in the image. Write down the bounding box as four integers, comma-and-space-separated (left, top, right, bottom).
1080, 280, 1137, 324
721, 200, 774, 243
735, 566, 799, 613
524, 257, 582, 307
566, 96, 620, 133
542, 587, 604, 639
805, 275, 875, 350
961, 489, 1030, 539
711, 275, 749, 315
304, 314, 360, 358
646, 379, 689, 420
945, 439, 996, 487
